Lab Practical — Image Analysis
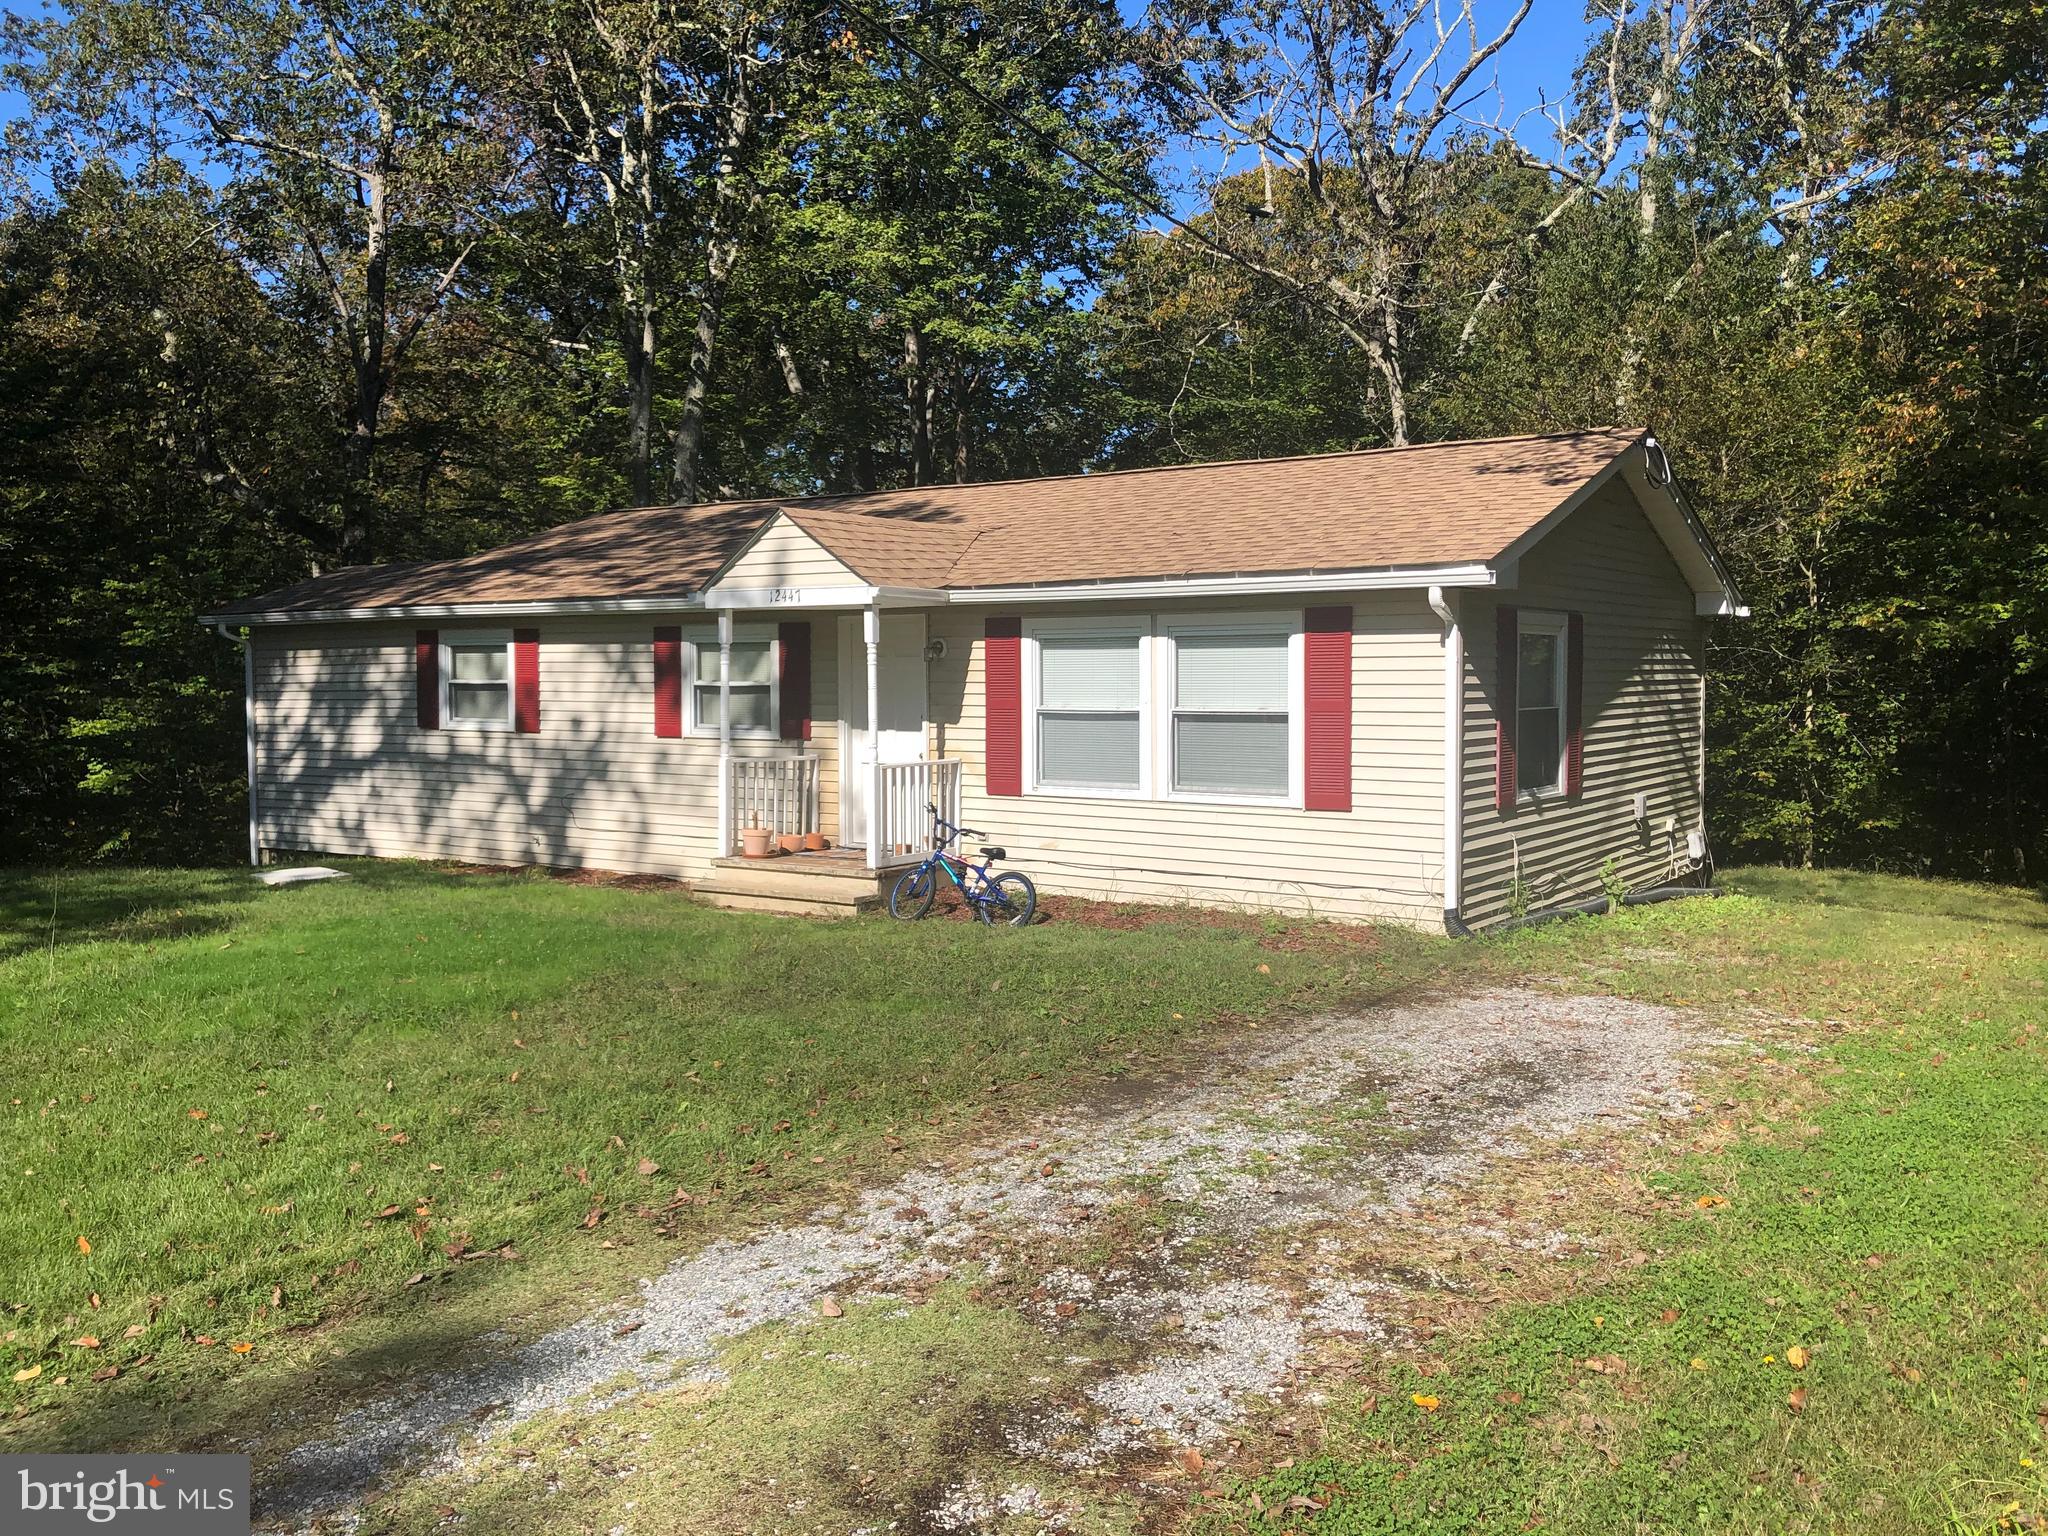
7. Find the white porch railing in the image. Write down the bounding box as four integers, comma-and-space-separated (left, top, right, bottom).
872, 758, 962, 869
723, 754, 822, 854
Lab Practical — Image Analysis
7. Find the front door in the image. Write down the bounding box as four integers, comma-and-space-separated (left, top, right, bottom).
839, 613, 929, 849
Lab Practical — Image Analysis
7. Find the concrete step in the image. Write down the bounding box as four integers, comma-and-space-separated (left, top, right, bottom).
694, 886, 880, 918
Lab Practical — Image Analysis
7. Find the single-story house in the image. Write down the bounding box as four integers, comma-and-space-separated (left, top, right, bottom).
200, 427, 1745, 930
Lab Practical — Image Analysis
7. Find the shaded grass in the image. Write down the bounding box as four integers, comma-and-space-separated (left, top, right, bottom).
366, 1280, 1143, 1536
1210, 868, 2048, 1535
0, 860, 1430, 1445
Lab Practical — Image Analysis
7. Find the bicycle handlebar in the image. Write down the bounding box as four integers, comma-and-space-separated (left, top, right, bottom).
924, 802, 985, 844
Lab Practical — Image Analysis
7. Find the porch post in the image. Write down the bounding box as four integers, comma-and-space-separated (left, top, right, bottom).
717, 607, 734, 857
864, 603, 881, 872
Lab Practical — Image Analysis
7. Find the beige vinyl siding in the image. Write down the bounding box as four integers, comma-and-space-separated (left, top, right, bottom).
712, 517, 866, 590
929, 593, 1447, 926
1458, 480, 1706, 927
251, 617, 840, 879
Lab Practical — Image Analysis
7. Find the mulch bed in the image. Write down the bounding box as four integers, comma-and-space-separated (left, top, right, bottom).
432, 859, 1382, 950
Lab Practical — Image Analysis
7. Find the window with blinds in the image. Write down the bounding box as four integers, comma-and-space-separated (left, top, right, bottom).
1170, 629, 1290, 796
691, 638, 776, 735
1036, 632, 1142, 788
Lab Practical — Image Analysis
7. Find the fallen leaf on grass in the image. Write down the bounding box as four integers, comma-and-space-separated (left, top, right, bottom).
1695, 1194, 1727, 1209
1787, 1386, 1809, 1412
374, 1204, 403, 1219
1786, 1345, 1809, 1370
90, 1366, 119, 1382
1658, 1308, 1681, 1324
12, 1365, 40, 1383
70, 1336, 100, 1350
122, 1325, 145, 1340
819, 1297, 844, 1318
1176, 1448, 1204, 1476
75, 1235, 91, 1255
403, 1273, 427, 1288
1690, 1357, 1708, 1371
229, 1342, 253, 1355
1411, 1394, 1440, 1412
636, 1158, 660, 1177
194, 1335, 216, 1347
579, 1208, 604, 1230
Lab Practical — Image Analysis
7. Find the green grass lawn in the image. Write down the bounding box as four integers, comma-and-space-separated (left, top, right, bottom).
0, 860, 1418, 1447
3, 861, 2044, 1535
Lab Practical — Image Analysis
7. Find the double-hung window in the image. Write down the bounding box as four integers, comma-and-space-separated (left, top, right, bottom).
1169, 625, 1292, 798
689, 634, 778, 737
1033, 628, 1144, 791
443, 632, 513, 729
1516, 611, 1568, 796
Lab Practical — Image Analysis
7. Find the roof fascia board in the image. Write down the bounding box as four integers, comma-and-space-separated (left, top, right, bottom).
1490, 432, 1744, 613
946, 564, 1497, 604
198, 595, 708, 627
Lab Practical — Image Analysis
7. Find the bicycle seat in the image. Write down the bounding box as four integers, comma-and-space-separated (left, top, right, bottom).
978, 845, 1006, 860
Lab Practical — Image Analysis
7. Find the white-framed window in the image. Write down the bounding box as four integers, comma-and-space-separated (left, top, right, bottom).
442, 630, 514, 730
1026, 619, 1148, 795
686, 629, 780, 738
1516, 610, 1568, 797
1165, 620, 1296, 801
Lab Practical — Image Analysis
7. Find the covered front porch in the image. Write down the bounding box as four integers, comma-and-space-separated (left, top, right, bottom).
701, 591, 955, 868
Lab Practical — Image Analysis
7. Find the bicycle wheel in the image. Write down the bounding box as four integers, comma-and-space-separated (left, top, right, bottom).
977, 871, 1037, 928
888, 864, 937, 921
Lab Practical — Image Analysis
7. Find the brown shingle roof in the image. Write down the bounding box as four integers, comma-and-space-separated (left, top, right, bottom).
217, 428, 1646, 615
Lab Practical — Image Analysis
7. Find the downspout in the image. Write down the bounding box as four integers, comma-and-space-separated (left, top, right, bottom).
1426, 586, 1471, 936
211, 622, 261, 868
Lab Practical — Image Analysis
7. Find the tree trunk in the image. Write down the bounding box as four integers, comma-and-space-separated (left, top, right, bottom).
622, 278, 656, 504
667, 54, 754, 506
904, 326, 933, 485
668, 249, 733, 506
339, 129, 395, 561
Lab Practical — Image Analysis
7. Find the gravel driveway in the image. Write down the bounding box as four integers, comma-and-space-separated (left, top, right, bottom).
264, 986, 1713, 1529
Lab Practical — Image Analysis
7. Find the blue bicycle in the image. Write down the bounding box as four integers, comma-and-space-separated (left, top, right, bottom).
888, 804, 1037, 927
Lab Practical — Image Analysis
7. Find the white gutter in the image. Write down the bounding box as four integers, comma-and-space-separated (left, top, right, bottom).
211, 622, 261, 868
196, 594, 712, 627
1425, 586, 1467, 934
949, 563, 1498, 605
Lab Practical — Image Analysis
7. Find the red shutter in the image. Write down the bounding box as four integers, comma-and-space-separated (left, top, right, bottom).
652, 626, 682, 739
1303, 605, 1352, 811
778, 621, 813, 740
1564, 611, 1585, 797
1494, 604, 1518, 811
985, 617, 1023, 796
513, 629, 540, 733
415, 630, 440, 729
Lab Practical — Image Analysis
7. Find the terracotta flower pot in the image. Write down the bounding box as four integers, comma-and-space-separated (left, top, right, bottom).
741, 826, 772, 859
776, 833, 803, 855
803, 832, 827, 852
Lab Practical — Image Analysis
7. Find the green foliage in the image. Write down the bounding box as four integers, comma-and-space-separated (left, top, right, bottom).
1, 0, 2043, 876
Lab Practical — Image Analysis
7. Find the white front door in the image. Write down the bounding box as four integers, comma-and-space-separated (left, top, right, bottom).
839, 613, 929, 849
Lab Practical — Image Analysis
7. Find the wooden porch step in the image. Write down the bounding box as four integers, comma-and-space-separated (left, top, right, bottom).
695, 852, 899, 916
693, 886, 880, 919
